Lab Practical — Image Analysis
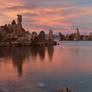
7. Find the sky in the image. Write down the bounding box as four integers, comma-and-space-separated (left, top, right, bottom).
0, 0, 92, 34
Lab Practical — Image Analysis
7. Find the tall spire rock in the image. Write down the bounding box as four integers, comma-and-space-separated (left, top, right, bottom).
73, 26, 80, 40
17, 14, 22, 29
16, 14, 25, 36
48, 29, 54, 41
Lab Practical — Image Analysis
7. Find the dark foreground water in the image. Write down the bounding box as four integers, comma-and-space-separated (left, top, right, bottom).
0, 41, 92, 92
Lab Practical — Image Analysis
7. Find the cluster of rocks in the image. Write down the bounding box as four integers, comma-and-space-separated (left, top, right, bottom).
30, 29, 57, 46
58, 27, 80, 41
43, 88, 72, 92
0, 15, 57, 46
59, 27, 92, 41
56, 88, 72, 92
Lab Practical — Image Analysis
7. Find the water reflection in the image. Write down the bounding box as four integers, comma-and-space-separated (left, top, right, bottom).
0, 42, 92, 92
75, 48, 79, 55
0, 46, 54, 76
48, 46, 54, 61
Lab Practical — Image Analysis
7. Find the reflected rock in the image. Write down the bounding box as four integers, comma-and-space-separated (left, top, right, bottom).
48, 46, 54, 61
38, 46, 45, 60
0, 46, 54, 76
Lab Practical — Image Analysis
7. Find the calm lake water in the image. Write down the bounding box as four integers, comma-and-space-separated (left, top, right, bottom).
0, 41, 92, 92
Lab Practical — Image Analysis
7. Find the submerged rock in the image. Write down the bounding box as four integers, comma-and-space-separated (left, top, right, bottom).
56, 88, 63, 92
56, 88, 72, 92
63, 88, 72, 92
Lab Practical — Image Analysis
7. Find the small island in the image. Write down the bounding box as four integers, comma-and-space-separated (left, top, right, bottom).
0, 15, 57, 47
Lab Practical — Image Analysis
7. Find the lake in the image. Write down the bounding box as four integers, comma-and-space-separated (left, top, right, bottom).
0, 41, 92, 92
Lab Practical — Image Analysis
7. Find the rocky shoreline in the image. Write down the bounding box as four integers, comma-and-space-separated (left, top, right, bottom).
0, 15, 57, 47
0, 40, 57, 47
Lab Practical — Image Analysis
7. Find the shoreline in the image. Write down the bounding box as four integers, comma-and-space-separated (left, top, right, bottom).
0, 41, 57, 47
0, 15, 57, 47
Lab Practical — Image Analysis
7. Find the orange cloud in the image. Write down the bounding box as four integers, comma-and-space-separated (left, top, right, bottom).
0, 0, 92, 33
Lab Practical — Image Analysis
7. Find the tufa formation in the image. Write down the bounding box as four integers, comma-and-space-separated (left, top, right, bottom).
0, 15, 57, 46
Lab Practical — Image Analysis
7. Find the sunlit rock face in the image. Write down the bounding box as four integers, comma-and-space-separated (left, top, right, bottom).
48, 29, 54, 42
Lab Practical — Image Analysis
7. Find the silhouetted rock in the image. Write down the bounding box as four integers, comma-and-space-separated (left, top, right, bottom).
17, 14, 22, 29
63, 88, 72, 92
0, 15, 57, 46
38, 31, 45, 41
11, 20, 16, 25
73, 26, 80, 41
32, 32, 38, 41
48, 29, 54, 42
59, 32, 65, 41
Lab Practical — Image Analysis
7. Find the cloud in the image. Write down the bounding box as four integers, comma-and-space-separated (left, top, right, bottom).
0, 0, 92, 33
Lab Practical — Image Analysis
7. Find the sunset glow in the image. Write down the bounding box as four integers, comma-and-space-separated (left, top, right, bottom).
0, 0, 92, 33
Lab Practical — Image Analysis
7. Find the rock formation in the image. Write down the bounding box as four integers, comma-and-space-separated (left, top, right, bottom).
56, 88, 63, 92
73, 26, 80, 40
0, 15, 57, 46
48, 29, 54, 42
59, 32, 65, 41
56, 88, 72, 92
17, 14, 22, 29
31, 32, 38, 41
38, 31, 45, 41
12, 20, 16, 25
